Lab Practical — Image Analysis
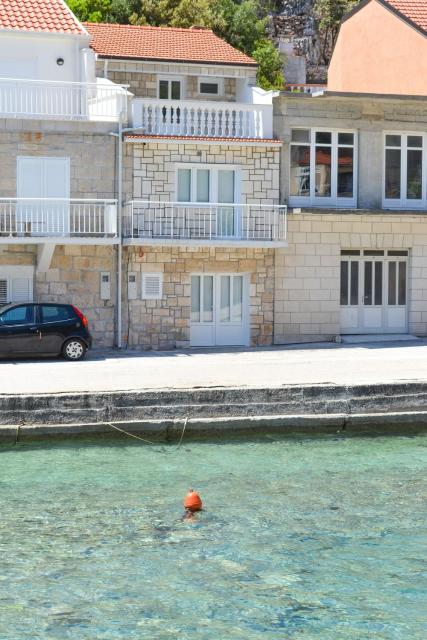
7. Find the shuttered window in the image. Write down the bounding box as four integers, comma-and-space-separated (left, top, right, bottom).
0, 280, 7, 304
142, 273, 163, 300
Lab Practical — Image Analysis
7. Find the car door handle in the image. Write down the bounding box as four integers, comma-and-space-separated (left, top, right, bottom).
29, 326, 39, 332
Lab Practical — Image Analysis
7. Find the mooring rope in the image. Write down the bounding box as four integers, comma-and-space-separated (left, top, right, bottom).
104, 417, 189, 452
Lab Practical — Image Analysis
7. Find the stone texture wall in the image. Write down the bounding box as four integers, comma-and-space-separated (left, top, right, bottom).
275, 211, 427, 343
186, 76, 237, 101
132, 142, 281, 203
123, 246, 274, 350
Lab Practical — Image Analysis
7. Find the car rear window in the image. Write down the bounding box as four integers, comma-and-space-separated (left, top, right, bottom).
41, 305, 74, 323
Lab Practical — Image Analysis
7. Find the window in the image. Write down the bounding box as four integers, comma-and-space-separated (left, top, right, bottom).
384, 133, 425, 208
0, 305, 35, 325
41, 306, 73, 323
158, 78, 181, 100
177, 166, 237, 203
198, 78, 223, 95
290, 129, 356, 206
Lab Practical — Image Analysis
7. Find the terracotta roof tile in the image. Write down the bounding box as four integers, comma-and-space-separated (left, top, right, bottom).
85, 22, 256, 66
0, 0, 86, 35
383, 0, 427, 33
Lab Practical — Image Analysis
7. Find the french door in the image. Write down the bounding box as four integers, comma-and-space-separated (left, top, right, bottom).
190, 274, 249, 346
340, 250, 408, 333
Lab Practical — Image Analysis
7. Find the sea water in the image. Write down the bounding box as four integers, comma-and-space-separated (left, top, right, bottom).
0, 434, 426, 639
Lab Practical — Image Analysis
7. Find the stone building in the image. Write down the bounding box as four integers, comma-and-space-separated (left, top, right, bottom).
87, 22, 286, 349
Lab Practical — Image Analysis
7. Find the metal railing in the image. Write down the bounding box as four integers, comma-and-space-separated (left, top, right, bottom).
123, 201, 287, 243
285, 83, 326, 94
131, 98, 273, 139
0, 78, 128, 121
0, 198, 118, 238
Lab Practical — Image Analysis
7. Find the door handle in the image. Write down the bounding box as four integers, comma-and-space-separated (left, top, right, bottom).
29, 326, 39, 332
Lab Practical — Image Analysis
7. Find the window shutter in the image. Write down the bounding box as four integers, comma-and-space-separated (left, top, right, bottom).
142, 273, 163, 300
0, 280, 7, 305
11, 277, 31, 302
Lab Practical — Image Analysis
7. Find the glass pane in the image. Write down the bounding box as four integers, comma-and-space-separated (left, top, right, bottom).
220, 276, 230, 322
315, 146, 331, 197
364, 262, 372, 305
386, 135, 401, 147
398, 261, 406, 305
388, 250, 408, 256
290, 146, 310, 197
408, 135, 422, 148
232, 276, 243, 322
291, 129, 310, 143
0, 305, 34, 324
337, 147, 354, 198
364, 250, 384, 256
177, 169, 191, 202
196, 169, 210, 203
340, 261, 348, 305
218, 208, 234, 236
200, 82, 218, 94
388, 262, 396, 305
385, 149, 401, 199
218, 170, 235, 203
159, 80, 169, 99
191, 276, 200, 322
203, 276, 213, 322
316, 131, 331, 144
171, 81, 181, 100
338, 132, 354, 145
41, 306, 73, 322
341, 249, 361, 256
374, 262, 382, 305
407, 149, 422, 200
350, 262, 359, 305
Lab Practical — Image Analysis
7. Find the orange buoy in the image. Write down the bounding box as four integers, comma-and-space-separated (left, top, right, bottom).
183, 488, 203, 512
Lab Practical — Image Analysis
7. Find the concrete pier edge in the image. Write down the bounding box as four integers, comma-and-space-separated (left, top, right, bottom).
2, 379, 427, 442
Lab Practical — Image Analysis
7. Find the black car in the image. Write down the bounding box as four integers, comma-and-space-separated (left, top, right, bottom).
0, 303, 92, 360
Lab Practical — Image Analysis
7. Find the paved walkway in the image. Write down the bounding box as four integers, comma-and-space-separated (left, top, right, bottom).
2, 339, 427, 395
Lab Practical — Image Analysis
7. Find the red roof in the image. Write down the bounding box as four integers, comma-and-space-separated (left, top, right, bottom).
384, 0, 427, 33
0, 0, 87, 35
85, 22, 256, 66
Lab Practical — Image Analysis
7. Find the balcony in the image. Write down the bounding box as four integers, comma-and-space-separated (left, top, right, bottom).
0, 78, 128, 121
0, 198, 118, 243
131, 98, 273, 140
123, 201, 287, 247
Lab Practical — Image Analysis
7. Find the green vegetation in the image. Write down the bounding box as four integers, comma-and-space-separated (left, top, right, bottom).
314, 0, 360, 63
66, 0, 285, 90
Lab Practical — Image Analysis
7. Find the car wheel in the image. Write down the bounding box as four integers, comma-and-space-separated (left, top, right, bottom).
62, 338, 87, 361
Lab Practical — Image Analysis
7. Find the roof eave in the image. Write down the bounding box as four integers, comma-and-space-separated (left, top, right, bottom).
94, 53, 257, 67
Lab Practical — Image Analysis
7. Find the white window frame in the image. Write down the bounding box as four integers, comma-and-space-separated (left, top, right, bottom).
383, 131, 426, 210
289, 127, 358, 208
0, 266, 34, 304
157, 75, 184, 100
175, 163, 241, 204
198, 77, 224, 96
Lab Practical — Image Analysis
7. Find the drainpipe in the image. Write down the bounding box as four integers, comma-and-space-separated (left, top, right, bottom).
117, 113, 125, 349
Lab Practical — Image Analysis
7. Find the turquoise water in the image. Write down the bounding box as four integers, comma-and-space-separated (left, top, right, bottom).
0, 435, 426, 639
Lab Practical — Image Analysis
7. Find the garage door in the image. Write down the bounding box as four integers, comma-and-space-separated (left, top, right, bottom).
190, 274, 249, 347
0, 266, 34, 305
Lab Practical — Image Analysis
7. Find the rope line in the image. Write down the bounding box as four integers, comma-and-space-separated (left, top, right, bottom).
104, 417, 189, 452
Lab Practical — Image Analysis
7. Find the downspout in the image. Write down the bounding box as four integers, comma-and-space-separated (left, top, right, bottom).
117, 113, 124, 349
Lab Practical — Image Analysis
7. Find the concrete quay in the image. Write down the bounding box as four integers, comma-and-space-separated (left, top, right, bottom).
2, 341, 427, 441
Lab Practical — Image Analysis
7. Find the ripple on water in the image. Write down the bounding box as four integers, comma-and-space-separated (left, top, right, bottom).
0, 434, 426, 639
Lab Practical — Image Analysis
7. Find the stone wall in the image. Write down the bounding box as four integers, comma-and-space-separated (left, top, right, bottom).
132, 141, 281, 203
122, 245, 274, 350
274, 211, 427, 342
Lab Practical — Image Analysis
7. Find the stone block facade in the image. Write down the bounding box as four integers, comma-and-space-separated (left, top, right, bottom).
123, 246, 274, 350
131, 141, 281, 203
274, 211, 427, 343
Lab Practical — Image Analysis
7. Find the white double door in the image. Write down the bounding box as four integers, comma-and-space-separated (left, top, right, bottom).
340, 250, 408, 334
17, 157, 70, 235
190, 274, 249, 347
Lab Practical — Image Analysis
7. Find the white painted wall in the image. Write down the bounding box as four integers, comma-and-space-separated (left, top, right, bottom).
0, 32, 93, 83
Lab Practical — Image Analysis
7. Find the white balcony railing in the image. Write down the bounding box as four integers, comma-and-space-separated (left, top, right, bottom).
123, 201, 287, 245
131, 98, 273, 139
0, 78, 128, 121
0, 198, 118, 238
